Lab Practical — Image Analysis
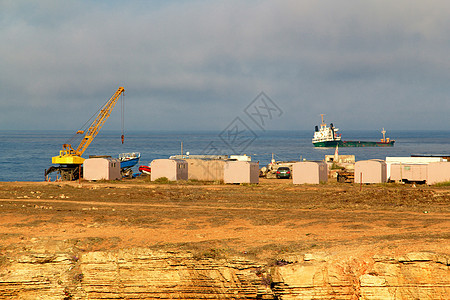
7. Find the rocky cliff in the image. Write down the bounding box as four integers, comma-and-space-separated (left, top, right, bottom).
1, 243, 448, 299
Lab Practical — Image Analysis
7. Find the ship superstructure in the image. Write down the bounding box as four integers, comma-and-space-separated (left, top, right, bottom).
312, 114, 341, 145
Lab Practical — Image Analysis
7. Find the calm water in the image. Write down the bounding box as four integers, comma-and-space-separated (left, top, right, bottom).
0, 130, 449, 181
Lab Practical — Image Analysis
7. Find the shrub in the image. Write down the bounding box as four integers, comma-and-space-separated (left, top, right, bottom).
153, 177, 171, 184
330, 162, 344, 170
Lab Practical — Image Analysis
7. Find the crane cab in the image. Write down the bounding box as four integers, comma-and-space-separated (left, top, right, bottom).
52, 154, 85, 165
51, 143, 85, 165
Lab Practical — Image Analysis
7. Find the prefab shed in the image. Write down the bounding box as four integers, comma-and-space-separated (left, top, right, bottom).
83, 158, 121, 181
224, 161, 259, 184
427, 162, 450, 185
354, 160, 387, 183
390, 164, 427, 183
386, 157, 442, 180
151, 159, 188, 181
186, 159, 225, 181
292, 161, 328, 184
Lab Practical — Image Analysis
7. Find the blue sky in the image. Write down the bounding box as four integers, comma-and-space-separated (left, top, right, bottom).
1, 0, 449, 131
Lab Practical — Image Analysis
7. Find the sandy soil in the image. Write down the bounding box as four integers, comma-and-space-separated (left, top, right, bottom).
0, 178, 449, 260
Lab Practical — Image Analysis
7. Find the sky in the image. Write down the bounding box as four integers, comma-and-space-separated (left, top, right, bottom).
1, 0, 450, 132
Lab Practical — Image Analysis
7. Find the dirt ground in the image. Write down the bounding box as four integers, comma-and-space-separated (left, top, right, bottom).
0, 178, 449, 261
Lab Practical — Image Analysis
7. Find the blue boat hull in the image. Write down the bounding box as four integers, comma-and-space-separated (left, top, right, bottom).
120, 157, 140, 169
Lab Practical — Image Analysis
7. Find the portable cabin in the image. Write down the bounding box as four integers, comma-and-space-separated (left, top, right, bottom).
150, 159, 188, 181
386, 157, 443, 180
354, 160, 387, 183
292, 161, 328, 184
427, 162, 450, 185
224, 161, 259, 184
186, 159, 225, 181
83, 158, 121, 181
390, 164, 427, 183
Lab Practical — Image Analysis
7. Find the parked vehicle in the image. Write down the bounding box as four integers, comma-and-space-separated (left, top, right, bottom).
276, 167, 291, 179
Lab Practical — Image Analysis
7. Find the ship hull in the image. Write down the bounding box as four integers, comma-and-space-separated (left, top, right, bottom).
120, 157, 140, 169
313, 140, 395, 148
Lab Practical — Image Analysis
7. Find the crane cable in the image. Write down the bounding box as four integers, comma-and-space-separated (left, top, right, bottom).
66, 89, 123, 146
121, 90, 125, 144
66, 97, 107, 147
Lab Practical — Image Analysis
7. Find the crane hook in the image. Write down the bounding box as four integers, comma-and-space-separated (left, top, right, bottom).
121, 134, 124, 144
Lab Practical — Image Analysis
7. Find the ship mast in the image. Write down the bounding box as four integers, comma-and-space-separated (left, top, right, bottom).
381, 128, 386, 142
320, 114, 326, 128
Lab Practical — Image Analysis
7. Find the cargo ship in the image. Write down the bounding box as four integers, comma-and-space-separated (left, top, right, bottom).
312, 115, 395, 148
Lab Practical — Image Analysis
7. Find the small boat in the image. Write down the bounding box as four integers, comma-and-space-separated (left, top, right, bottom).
312, 115, 395, 148
119, 153, 140, 177
138, 165, 151, 175
119, 152, 141, 169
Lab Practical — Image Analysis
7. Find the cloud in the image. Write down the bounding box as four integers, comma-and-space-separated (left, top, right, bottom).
1, 0, 449, 130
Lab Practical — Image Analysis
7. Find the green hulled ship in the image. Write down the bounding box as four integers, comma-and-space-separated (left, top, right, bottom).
312, 115, 395, 148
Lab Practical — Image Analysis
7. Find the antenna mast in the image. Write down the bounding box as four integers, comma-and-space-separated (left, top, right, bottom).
320, 114, 326, 127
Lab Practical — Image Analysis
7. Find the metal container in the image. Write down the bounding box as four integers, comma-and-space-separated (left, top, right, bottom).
151, 159, 188, 181
292, 161, 328, 184
427, 162, 450, 185
386, 157, 443, 180
224, 161, 259, 184
354, 160, 387, 183
83, 158, 121, 181
390, 164, 427, 183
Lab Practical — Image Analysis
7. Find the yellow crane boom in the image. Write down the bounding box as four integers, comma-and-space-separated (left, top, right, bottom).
49, 87, 125, 180
77, 86, 124, 155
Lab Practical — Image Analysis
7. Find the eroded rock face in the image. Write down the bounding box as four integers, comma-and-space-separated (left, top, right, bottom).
77, 249, 272, 299
0, 246, 274, 299
272, 252, 449, 299
0, 247, 448, 299
360, 252, 449, 300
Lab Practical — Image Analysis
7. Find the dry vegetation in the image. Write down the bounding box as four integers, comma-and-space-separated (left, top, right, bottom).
0, 178, 449, 260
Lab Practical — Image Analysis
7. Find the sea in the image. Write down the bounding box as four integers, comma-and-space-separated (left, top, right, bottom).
0, 130, 449, 182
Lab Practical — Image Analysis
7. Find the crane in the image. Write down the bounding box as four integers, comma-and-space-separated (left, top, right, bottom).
45, 87, 125, 180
